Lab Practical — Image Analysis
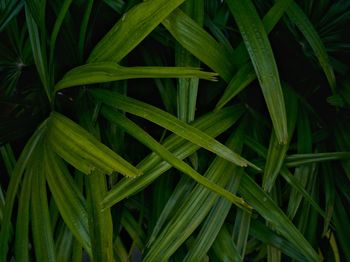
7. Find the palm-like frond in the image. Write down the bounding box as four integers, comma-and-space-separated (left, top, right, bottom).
1, 0, 350, 261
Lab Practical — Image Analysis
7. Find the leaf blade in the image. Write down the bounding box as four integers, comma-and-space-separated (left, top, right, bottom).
91, 88, 258, 169
227, 0, 288, 143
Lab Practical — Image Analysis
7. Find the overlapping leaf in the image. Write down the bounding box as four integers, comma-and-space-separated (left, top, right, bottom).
47, 112, 142, 177
54, 63, 217, 91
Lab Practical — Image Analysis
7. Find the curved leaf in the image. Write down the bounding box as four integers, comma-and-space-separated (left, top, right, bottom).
227, 0, 288, 144
47, 112, 142, 177
0, 121, 47, 260
101, 106, 251, 211
163, 8, 234, 82
239, 174, 320, 262
44, 147, 91, 254
90, 89, 259, 169
54, 63, 217, 91
285, 2, 336, 91
88, 0, 185, 63
31, 146, 56, 262
102, 106, 244, 208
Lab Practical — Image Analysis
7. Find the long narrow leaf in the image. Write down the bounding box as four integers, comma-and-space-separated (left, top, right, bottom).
175, 0, 204, 123
163, 8, 234, 82
47, 112, 142, 177
239, 174, 319, 261
54, 63, 217, 91
101, 106, 244, 209
88, 0, 185, 63
101, 106, 251, 211
86, 171, 114, 262
25, 5, 51, 101
144, 125, 246, 261
14, 167, 33, 262
90, 88, 258, 169
216, 0, 294, 110
227, 0, 288, 144
31, 147, 56, 261
285, 2, 336, 91
44, 146, 91, 254
0, 121, 47, 260
49, 0, 73, 62
263, 87, 298, 191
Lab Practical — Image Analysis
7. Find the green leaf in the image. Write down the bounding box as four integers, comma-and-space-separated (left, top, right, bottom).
55, 224, 74, 262
232, 0, 294, 67
227, 0, 288, 144
31, 146, 56, 262
86, 171, 114, 262
263, 87, 298, 192
54, 63, 217, 91
101, 106, 251, 211
142, 53, 177, 115
211, 224, 242, 262
14, 166, 33, 262
144, 126, 246, 261
163, 8, 234, 82
185, 169, 245, 261
90, 88, 258, 169
216, 0, 294, 110
285, 152, 350, 167
175, 0, 204, 123
101, 106, 244, 209
239, 174, 320, 262
244, 135, 325, 219
47, 112, 142, 177
0, 144, 16, 175
87, 0, 185, 63
0, 0, 24, 32
78, 0, 93, 60
25, 0, 46, 30
0, 121, 47, 260
148, 176, 194, 246
25, 5, 51, 101
49, 0, 73, 63
284, 2, 336, 91
44, 146, 91, 254
250, 220, 307, 261
215, 63, 256, 111
121, 209, 146, 249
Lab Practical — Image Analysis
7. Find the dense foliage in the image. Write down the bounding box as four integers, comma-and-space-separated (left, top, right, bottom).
1, 0, 350, 261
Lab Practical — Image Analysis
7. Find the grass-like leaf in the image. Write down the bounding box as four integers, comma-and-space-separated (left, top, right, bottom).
227, 0, 288, 144
88, 0, 185, 63
0, 121, 47, 260
144, 126, 245, 261
30, 146, 56, 261
0, 0, 24, 32
263, 87, 298, 192
175, 0, 203, 123
47, 112, 142, 177
216, 0, 294, 110
44, 146, 91, 254
14, 165, 32, 262
250, 220, 306, 261
212, 225, 242, 262
49, 0, 73, 63
163, 8, 234, 82
239, 174, 320, 262
90, 88, 258, 169
285, 2, 336, 91
285, 152, 350, 167
54, 63, 217, 91
101, 106, 251, 211
25, 5, 51, 101
102, 106, 244, 209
